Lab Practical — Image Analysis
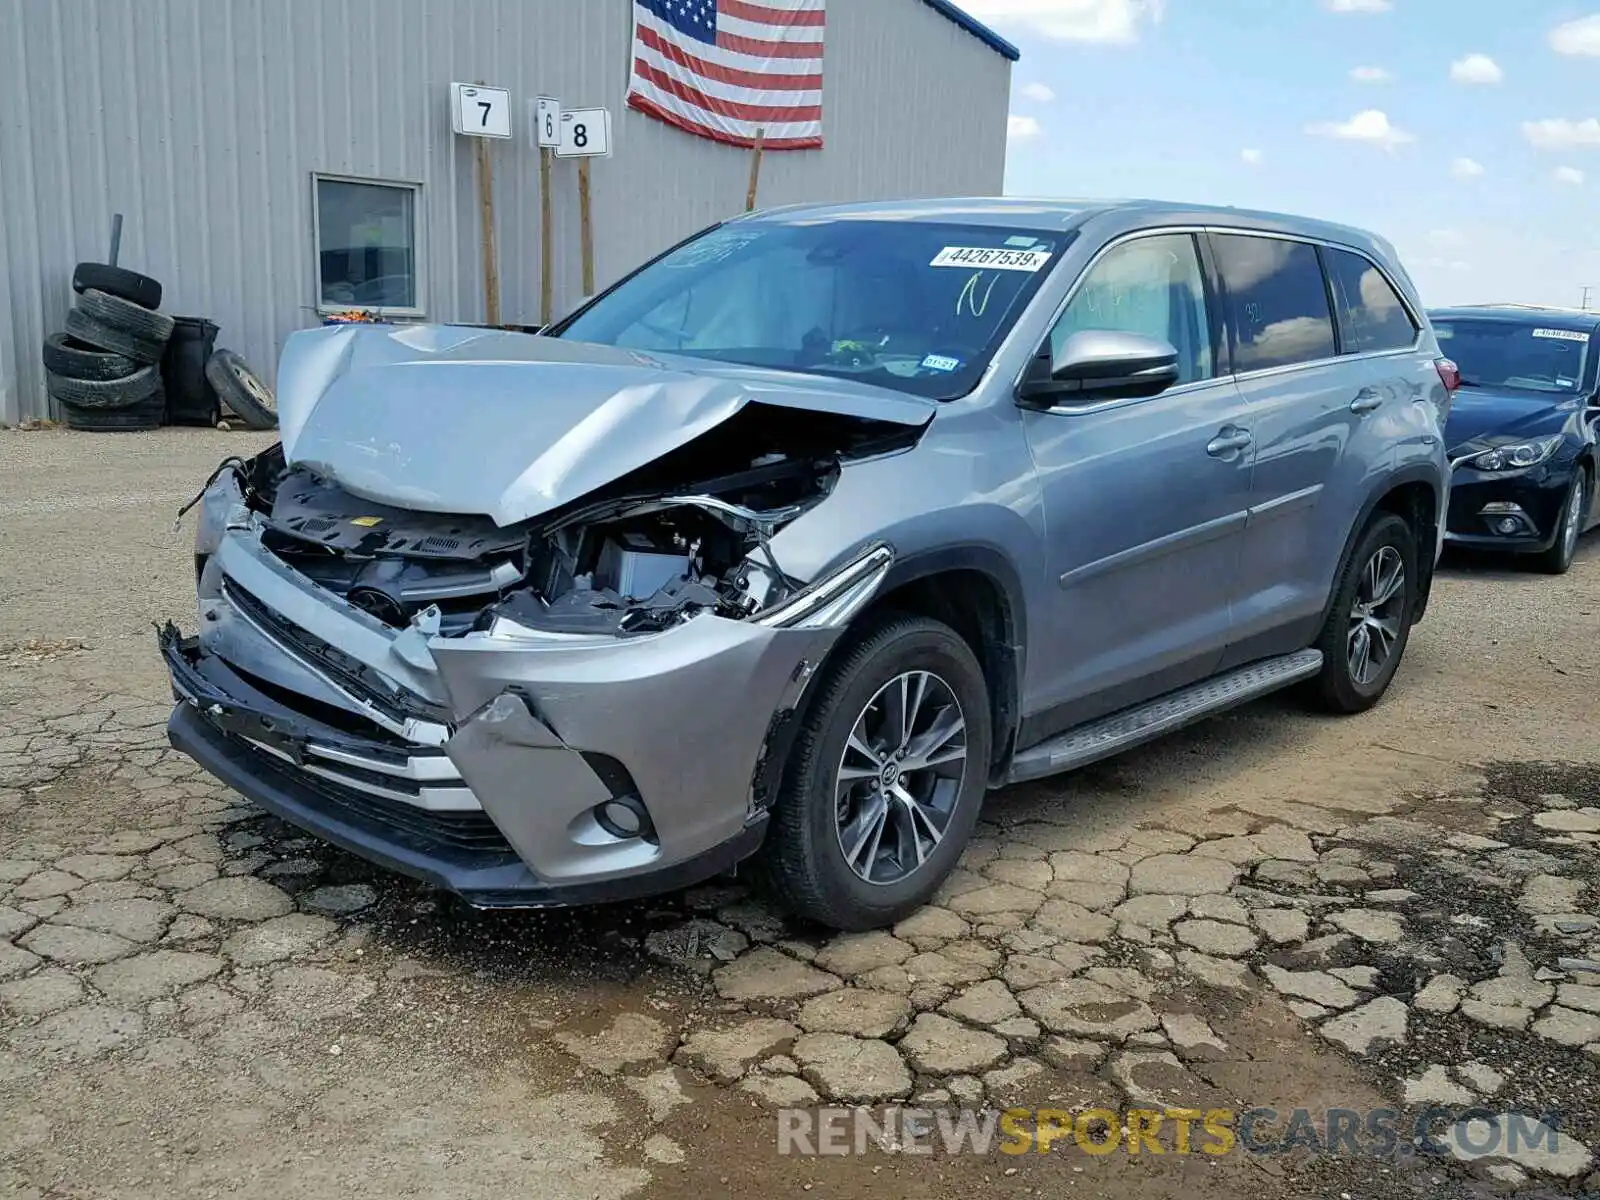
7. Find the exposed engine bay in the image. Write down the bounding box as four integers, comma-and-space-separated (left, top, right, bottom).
213, 403, 918, 638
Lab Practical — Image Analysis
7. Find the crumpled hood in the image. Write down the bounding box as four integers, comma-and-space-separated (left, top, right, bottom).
275, 324, 934, 527
1444, 387, 1577, 454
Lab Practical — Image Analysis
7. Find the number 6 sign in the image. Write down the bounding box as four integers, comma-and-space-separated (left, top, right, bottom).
450, 83, 512, 139
533, 97, 561, 149
556, 107, 612, 158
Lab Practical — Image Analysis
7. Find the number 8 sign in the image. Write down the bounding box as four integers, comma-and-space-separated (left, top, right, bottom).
556, 108, 612, 159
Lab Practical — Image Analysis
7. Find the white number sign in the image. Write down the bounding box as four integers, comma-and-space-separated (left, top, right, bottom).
533, 97, 561, 149
450, 83, 512, 139
556, 108, 612, 158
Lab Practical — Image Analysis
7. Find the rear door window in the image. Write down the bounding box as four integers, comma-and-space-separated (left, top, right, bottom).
1325, 247, 1418, 354
1211, 234, 1337, 372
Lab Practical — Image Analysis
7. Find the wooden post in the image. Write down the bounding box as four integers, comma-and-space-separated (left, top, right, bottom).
539, 147, 554, 324
578, 155, 595, 298
475, 128, 501, 326
745, 128, 766, 212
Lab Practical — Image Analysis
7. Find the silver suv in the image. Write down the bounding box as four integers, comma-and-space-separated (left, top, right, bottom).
162, 199, 1453, 930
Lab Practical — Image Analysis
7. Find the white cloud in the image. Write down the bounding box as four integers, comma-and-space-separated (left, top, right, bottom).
1522, 118, 1600, 151
1428, 229, 1464, 247
1306, 109, 1415, 150
1450, 156, 1485, 179
956, 0, 1165, 43
1555, 165, 1586, 185
1349, 65, 1392, 83
1022, 82, 1056, 102
1008, 114, 1043, 140
1241, 148, 1263, 166
1550, 14, 1600, 57
1323, 0, 1391, 12
1449, 54, 1503, 85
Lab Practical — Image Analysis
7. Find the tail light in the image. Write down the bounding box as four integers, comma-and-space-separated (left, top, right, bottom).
1432, 356, 1460, 423
1434, 357, 1461, 392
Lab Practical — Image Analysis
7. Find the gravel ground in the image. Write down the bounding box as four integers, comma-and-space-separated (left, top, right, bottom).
2, 426, 1599, 1199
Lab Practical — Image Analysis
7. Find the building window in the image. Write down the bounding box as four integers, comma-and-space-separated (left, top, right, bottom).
313, 175, 422, 313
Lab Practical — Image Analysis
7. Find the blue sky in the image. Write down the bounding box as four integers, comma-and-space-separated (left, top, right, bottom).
960, 0, 1600, 308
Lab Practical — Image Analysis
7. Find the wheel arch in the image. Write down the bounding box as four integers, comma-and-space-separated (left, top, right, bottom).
1321, 467, 1442, 632
749, 545, 1027, 812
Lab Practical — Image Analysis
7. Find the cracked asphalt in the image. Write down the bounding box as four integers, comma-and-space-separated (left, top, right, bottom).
2, 426, 1600, 1199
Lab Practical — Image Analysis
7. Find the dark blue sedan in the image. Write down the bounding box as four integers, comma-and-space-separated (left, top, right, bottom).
1431, 305, 1600, 574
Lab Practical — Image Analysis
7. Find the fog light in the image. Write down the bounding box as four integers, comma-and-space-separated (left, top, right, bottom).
595, 796, 653, 840
1495, 517, 1520, 535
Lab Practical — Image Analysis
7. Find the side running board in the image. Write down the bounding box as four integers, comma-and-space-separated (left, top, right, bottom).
1005, 650, 1324, 785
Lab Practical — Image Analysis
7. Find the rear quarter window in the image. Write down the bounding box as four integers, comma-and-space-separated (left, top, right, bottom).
1211, 234, 1338, 372
1325, 247, 1418, 354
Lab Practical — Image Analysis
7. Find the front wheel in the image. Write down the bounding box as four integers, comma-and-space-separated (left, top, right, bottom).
1309, 513, 1417, 714
1531, 470, 1588, 576
758, 613, 992, 931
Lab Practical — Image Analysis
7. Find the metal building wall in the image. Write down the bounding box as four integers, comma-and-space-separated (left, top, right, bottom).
0, 0, 1012, 424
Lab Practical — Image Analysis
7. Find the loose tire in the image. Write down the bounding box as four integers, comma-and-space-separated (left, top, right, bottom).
46, 364, 161, 409
65, 306, 166, 365
1531, 469, 1589, 576
71, 262, 163, 311
41, 332, 138, 381
59, 389, 166, 432
758, 612, 992, 930
76, 287, 176, 345
1309, 513, 1417, 714
205, 349, 277, 430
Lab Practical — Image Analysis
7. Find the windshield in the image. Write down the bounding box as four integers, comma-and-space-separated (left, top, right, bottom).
554, 220, 1070, 400
1433, 319, 1594, 394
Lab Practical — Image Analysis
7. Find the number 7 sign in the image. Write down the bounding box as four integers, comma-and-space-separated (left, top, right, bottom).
450, 83, 512, 139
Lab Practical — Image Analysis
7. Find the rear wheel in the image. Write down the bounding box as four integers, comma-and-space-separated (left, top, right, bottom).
758, 613, 991, 930
1531, 469, 1588, 575
1309, 513, 1417, 714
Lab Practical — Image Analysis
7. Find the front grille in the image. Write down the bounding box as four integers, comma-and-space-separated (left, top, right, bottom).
228, 732, 515, 860
222, 578, 448, 724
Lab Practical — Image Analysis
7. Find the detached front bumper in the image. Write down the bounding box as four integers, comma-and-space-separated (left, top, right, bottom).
163, 628, 780, 906
162, 526, 851, 907
1444, 461, 1574, 553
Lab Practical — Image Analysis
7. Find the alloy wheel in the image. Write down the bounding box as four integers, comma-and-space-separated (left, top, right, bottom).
1347, 545, 1406, 687
834, 670, 968, 886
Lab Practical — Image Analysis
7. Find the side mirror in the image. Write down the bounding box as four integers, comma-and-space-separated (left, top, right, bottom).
1018, 330, 1181, 407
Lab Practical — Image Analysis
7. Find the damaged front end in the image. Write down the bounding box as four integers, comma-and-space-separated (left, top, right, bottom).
165, 386, 912, 907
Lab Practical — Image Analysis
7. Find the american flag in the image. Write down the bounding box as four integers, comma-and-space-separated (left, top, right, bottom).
628, 0, 825, 150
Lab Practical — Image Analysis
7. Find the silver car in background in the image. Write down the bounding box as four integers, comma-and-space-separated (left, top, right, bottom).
162, 199, 1453, 930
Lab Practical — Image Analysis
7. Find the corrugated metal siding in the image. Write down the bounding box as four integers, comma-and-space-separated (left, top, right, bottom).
0, 0, 1011, 423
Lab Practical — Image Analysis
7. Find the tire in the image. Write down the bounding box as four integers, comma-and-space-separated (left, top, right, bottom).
1530, 469, 1589, 575
71, 262, 163, 311
59, 389, 166, 432
205, 349, 277, 430
758, 612, 992, 930
46, 364, 161, 409
76, 288, 176, 345
41, 332, 138, 381
65, 306, 166, 365
1308, 513, 1417, 714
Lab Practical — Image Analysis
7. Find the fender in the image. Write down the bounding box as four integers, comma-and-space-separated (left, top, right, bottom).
879, 542, 1028, 779
1319, 464, 1444, 632
747, 541, 1030, 810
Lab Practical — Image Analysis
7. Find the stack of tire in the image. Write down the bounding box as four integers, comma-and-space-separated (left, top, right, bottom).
43, 263, 172, 431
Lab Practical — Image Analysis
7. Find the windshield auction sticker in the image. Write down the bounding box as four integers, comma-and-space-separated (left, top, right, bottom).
1532, 327, 1590, 341
930, 246, 1052, 271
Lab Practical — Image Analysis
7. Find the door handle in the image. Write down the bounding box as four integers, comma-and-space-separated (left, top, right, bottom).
1207, 429, 1253, 456
1350, 389, 1383, 414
